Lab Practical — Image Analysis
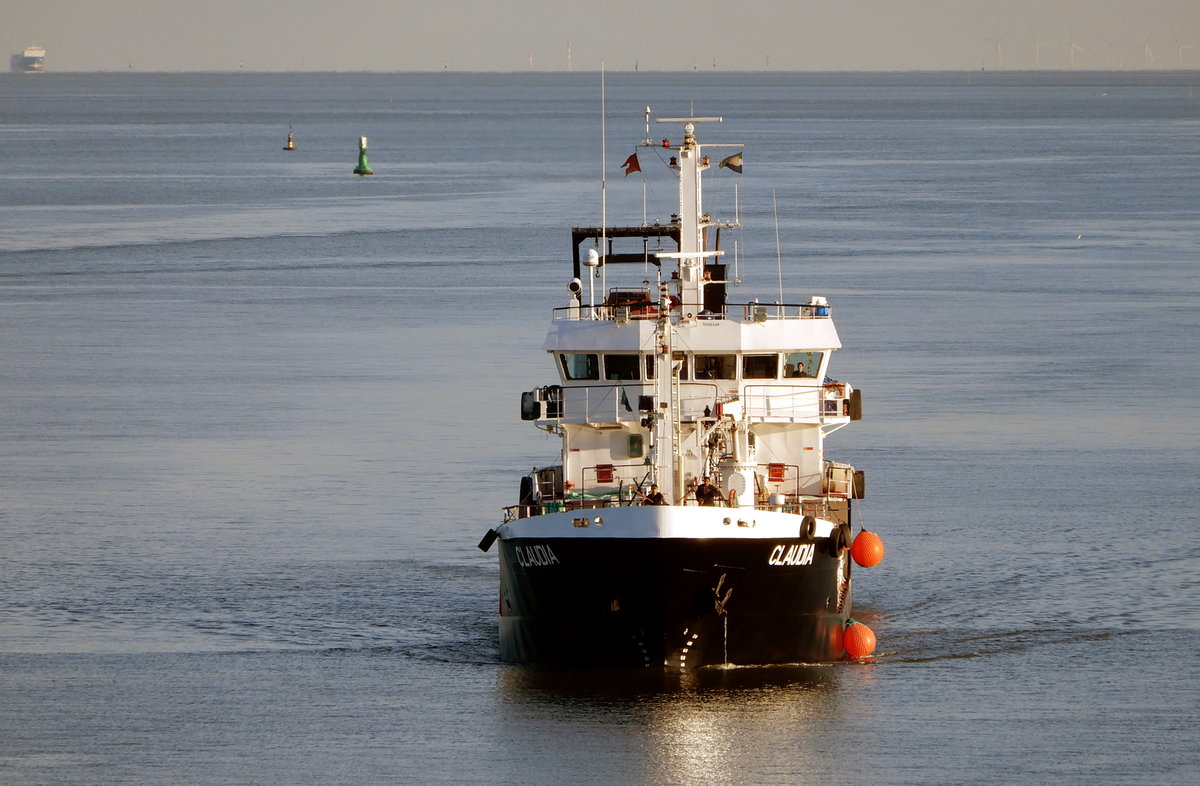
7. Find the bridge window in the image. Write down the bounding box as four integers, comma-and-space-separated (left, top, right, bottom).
784, 351, 824, 379
604, 354, 641, 380
695, 354, 736, 380
743, 354, 779, 379
560, 353, 599, 380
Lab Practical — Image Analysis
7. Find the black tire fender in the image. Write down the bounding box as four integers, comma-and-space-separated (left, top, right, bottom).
800, 515, 817, 540
828, 521, 852, 556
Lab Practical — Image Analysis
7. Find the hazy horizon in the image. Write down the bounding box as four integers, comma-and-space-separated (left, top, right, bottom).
6, 0, 1200, 73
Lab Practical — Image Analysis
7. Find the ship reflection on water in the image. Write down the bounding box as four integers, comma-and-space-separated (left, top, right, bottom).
497, 664, 877, 781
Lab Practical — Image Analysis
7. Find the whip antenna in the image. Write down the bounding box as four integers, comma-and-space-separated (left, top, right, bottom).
600, 63, 607, 307
773, 190, 784, 305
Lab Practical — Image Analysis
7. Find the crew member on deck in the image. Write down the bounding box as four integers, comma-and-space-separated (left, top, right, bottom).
635, 484, 667, 506
695, 476, 720, 506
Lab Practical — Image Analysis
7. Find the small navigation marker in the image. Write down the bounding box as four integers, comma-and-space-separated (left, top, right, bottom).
353, 136, 373, 176
283, 128, 296, 151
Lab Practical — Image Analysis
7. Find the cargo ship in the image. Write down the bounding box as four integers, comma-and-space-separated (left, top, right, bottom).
10, 46, 46, 73
478, 114, 883, 668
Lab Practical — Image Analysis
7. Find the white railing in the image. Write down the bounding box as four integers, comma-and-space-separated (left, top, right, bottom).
554, 382, 722, 424
550, 301, 833, 323
540, 382, 842, 424
742, 385, 822, 420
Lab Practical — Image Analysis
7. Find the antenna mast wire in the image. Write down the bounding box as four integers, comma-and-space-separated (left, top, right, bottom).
642, 105, 650, 225
773, 189, 784, 305
734, 183, 741, 281
600, 63, 607, 305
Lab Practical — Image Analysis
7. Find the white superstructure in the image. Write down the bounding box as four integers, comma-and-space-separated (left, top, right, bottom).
520, 118, 861, 516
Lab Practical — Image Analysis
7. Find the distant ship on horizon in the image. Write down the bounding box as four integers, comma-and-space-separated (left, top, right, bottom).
11, 46, 46, 73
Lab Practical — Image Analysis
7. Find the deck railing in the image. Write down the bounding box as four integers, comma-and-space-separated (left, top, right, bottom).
501, 493, 848, 524
551, 301, 832, 322
540, 383, 842, 425
542, 382, 722, 424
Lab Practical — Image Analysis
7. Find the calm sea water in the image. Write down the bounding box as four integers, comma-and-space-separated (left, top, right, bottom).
1, 71, 1198, 784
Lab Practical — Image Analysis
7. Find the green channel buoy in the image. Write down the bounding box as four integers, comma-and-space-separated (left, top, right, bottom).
353, 135, 373, 176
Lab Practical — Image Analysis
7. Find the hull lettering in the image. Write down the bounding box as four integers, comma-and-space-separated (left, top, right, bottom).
515, 544, 561, 567
769, 543, 815, 567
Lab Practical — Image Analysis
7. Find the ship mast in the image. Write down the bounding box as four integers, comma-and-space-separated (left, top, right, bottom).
652, 280, 675, 500
651, 118, 724, 501
656, 118, 723, 317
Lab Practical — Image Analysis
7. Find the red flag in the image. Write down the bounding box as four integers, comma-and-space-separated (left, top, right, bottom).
621, 152, 641, 176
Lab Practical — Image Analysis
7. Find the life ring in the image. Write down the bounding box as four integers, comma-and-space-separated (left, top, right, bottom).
728, 488, 738, 507
800, 515, 816, 540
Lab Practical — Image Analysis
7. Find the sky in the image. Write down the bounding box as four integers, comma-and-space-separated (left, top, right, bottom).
5, 0, 1200, 72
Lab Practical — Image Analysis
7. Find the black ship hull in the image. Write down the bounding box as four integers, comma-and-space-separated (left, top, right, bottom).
497, 536, 852, 668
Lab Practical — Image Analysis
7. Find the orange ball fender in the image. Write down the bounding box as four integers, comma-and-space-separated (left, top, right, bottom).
851, 528, 885, 568
843, 619, 876, 658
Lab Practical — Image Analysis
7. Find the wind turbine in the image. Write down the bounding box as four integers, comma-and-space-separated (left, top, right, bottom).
1067, 23, 1092, 69
1129, 33, 1157, 68
981, 25, 1015, 68
1028, 25, 1052, 68
1066, 20, 1095, 69
1070, 41, 1092, 68
1091, 25, 1123, 68
1173, 31, 1199, 67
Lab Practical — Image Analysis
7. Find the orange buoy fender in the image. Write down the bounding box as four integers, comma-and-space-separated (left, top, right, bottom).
843, 618, 876, 658
851, 528, 885, 568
